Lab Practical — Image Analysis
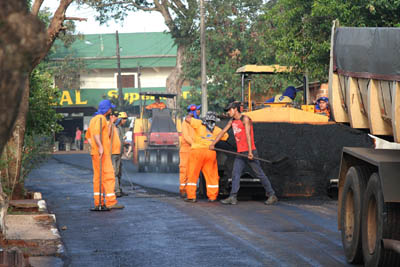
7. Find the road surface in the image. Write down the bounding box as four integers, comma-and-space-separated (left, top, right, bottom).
25, 153, 353, 266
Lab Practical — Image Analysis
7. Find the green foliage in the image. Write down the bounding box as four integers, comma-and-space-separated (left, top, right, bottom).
182, 0, 297, 112
19, 66, 61, 186
80, 0, 199, 45
21, 135, 53, 182
108, 95, 140, 116
262, 0, 400, 82
46, 54, 86, 90
26, 68, 63, 136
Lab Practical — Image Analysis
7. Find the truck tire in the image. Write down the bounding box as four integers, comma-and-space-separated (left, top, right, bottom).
340, 166, 368, 264
361, 173, 400, 267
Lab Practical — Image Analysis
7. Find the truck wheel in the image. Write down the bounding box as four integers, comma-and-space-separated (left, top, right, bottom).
361, 173, 400, 267
340, 166, 368, 264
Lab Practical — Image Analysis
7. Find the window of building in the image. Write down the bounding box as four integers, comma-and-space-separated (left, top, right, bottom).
115, 73, 136, 88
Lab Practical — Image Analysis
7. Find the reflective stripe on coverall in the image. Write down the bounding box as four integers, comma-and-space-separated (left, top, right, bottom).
88, 115, 118, 207
179, 120, 195, 194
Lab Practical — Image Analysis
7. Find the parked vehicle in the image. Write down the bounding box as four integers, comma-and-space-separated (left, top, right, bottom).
329, 21, 400, 266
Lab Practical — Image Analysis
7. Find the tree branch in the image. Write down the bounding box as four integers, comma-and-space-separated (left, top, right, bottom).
169, 1, 186, 19
32, 0, 74, 68
155, 0, 174, 31
31, 0, 44, 16
128, 2, 158, 12
90, 1, 157, 11
65, 17, 88, 21
171, 0, 186, 12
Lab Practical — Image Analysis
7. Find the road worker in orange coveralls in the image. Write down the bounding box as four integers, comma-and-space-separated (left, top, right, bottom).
184, 111, 229, 202
179, 105, 200, 198
110, 110, 127, 197
88, 100, 124, 209
145, 95, 166, 110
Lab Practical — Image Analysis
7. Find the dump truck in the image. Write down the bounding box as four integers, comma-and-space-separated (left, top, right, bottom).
133, 92, 181, 172
329, 22, 400, 266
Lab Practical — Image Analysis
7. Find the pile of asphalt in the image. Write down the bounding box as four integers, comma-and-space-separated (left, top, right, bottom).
216, 121, 373, 197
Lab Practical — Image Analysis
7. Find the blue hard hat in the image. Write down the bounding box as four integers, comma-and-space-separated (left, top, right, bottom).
316, 96, 329, 103
95, 99, 116, 115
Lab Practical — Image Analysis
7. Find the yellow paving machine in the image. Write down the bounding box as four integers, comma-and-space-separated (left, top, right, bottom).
216, 64, 373, 198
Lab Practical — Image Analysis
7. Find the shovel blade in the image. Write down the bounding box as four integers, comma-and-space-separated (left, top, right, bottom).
90, 205, 110, 212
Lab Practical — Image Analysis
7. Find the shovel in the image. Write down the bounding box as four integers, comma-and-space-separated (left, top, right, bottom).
213, 147, 288, 164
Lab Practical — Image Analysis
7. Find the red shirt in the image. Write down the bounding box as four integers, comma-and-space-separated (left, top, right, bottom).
75, 130, 82, 140
232, 117, 256, 153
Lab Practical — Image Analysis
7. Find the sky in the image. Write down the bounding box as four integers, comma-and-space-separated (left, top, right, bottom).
42, 1, 169, 34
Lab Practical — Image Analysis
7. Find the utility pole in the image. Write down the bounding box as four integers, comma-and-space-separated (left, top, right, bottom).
116, 30, 123, 108
138, 64, 142, 115
200, 0, 207, 116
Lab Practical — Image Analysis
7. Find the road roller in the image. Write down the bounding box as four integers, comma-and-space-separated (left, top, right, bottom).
133, 92, 180, 172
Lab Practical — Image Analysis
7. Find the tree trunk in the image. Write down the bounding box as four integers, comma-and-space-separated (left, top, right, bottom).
2, 79, 29, 200
166, 44, 186, 108
0, 0, 48, 234
0, 0, 73, 200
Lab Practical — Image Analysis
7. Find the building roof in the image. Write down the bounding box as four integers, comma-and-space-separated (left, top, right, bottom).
50, 32, 177, 69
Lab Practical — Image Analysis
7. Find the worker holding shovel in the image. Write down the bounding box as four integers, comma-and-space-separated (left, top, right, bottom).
87, 100, 124, 210
210, 101, 278, 205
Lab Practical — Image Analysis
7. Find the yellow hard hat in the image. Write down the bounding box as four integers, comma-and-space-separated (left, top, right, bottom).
118, 112, 128, 119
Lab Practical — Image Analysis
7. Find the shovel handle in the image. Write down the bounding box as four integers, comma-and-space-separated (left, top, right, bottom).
99, 118, 103, 206
213, 147, 273, 164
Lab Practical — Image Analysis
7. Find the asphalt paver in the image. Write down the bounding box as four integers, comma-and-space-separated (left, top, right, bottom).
25, 154, 352, 266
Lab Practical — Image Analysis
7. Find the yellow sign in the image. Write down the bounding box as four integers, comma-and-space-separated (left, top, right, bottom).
57, 88, 192, 106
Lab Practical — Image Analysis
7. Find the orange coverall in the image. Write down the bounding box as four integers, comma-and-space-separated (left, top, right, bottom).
145, 102, 166, 110
179, 120, 195, 195
315, 108, 331, 118
186, 119, 228, 201
110, 123, 121, 155
87, 115, 118, 207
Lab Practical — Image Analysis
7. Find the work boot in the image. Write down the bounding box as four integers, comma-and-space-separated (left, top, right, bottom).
116, 191, 128, 198
220, 194, 237, 205
107, 203, 125, 209
184, 198, 197, 203
264, 194, 278, 205
179, 190, 187, 199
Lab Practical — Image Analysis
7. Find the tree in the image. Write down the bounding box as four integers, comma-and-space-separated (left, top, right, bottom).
82, 0, 199, 107
1, 68, 63, 198
182, 0, 291, 111
0, 1, 47, 158
26, 68, 64, 137
1, 0, 84, 202
262, 0, 400, 82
